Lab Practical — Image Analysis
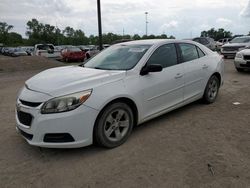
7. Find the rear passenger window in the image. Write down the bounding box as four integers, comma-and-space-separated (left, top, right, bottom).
197, 47, 205, 58
147, 44, 177, 68
179, 43, 199, 62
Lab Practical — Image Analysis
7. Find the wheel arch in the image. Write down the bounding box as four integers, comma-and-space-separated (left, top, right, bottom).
211, 72, 222, 87
92, 97, 139, 144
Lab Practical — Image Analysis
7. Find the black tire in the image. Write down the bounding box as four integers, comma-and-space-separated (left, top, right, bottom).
94, 102, 134, 148
236, 68, 244, 72
86, 53, 90, 59
224, 55, 227, 59
203, 75, 220, 104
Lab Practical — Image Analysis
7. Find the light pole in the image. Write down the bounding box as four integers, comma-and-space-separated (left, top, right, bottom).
97, 0, 103, 50
145, 12, 148, 36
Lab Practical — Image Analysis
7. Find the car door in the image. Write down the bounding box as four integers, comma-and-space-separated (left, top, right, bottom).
138, 43, 184, 119
178, 43, 208, 102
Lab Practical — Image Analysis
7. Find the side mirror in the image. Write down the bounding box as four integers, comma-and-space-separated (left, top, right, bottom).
140, 64, 163, 76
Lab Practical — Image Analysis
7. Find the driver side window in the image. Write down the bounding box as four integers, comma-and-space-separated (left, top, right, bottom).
147, 44, 178, 68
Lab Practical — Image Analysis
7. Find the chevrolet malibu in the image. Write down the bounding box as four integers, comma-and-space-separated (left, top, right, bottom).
16, 40, 224, 148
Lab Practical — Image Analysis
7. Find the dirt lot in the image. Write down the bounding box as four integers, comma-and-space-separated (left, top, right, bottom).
0, 55, 249, 188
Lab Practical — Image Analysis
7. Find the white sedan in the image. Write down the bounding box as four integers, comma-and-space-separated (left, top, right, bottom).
16, 39, 224, 148
234, 48, 250, 72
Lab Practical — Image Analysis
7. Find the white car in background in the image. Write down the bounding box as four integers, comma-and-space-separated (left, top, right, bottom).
16, 39, 224, 148
34, 44, 61, 59
234, 48, 250, 72
216, 38, 232, 50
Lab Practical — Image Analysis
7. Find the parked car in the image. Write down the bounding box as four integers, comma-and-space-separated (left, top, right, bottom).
216, 38, 232, 50
6, 47, 15, 56
61, 46, 85, 62
78, 45, 99, 59
20, 46, 34, 56
11, 48, 28, 57
16, 39, 224, 148
34, 44, 61, 59
234, 47, 250, 72
193, 37, 216, 51
55, 45, 73, 52
221, 36, 250, 58
1, 47, 9, 55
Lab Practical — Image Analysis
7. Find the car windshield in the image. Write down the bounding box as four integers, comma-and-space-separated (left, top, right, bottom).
69, 47, 81, 52
230, 37, 250, 43
37, 45, 54, 50
84, 44, 151, 70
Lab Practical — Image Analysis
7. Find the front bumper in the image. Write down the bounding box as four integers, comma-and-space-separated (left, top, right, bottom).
16, 99, 99, 148
234, 58, 250, 69
221, 51, 237, 56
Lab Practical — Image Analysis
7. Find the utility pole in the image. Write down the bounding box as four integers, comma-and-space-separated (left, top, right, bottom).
97, 0, 103, 50
145, 12, 148, 36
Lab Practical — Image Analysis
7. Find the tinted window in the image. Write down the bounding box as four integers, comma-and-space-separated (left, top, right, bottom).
197, 47, 205, 58
147, 44, 177, 68
200, 38, 209, 45
193, 38, 201, 43
179, 43, 199, 62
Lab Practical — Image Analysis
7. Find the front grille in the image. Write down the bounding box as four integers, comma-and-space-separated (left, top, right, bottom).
222, 46, 243, 51
43, 133, 75, 143
19, 99, 42, 107
17, 111, 33, 127
244, 55, 250, 60
18, 128, 33, 140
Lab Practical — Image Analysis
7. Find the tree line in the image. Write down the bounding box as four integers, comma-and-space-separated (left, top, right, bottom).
0, 19, 175, 47
1, 19, 250, 47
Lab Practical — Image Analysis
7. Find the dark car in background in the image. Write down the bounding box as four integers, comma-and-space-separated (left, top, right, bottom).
193, 37, 216, 51
61, 46, 85, 62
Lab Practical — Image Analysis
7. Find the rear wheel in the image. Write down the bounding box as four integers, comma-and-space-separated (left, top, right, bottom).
224, 55, 227, 59
94, 102, 134, 148
236, 68, 244, 72
203, 75, 220, 104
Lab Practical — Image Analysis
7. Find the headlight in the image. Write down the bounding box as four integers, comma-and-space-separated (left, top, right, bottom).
235, 53, 243, 59
41, 90, 92, 114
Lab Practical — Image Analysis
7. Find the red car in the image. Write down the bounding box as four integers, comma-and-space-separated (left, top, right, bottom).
61, 47, 85, 62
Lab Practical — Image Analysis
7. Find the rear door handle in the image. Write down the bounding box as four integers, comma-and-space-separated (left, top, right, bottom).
175, 73, 183, 79
202, 64, 209, 69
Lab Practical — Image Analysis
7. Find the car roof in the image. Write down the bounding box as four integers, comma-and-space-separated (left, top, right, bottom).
115, 39, 200, 46
235, 36, 250, 39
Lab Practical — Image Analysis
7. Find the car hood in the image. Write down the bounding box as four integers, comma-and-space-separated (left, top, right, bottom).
222, 43, 249, 47
238, 49, 250, 55
25, 66, 126, 97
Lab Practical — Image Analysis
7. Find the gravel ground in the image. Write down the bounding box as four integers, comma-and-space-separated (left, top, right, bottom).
0, 55, 249, 188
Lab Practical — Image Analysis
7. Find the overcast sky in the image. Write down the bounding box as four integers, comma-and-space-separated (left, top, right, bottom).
0, 0, 250, 39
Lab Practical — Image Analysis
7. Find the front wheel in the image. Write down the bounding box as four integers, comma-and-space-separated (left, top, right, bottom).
94, 102, 134, 148
203, 75, 220, 104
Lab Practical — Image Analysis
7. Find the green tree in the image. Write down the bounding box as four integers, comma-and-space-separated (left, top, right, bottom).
200, 28, 232, 41
0, 22, 14, 44
132, 34, 141, 40
6, 32, 23, 45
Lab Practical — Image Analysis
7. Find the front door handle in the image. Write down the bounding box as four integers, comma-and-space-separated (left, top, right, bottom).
175, 73, 183, 79
202, 64, 209, 69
